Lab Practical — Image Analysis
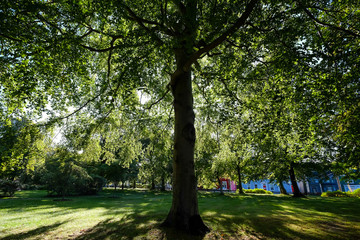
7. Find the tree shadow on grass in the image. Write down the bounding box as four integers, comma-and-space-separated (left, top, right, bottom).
73, 214, 206, 240
2, 190, 360, 239
1, 189, 172, 214
0, 221, 68, 240
200, 194, 360, 240
289, 196, 360, 221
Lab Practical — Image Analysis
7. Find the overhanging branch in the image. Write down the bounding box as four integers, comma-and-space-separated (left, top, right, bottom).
145, 84, 171, 110
0, 33, 22, 42
80, 44, 122, 52
303, 8, 360, 37
184, 0, 259, 70
55, 91, 103, 121
123, 5, 165, 45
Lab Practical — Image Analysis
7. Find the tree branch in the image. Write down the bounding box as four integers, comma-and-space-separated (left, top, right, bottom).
247, 21, 275, 32
44, 70, 127, 125
107, 38, 116, 80
55, 92, 104, 122
82, 23, 124, 39
79, 29, 94, 39
36, 13, 65, 35
0, 33, 22, 42
184, 0, 259, 70
80, 43, 122, 52
80, 40, 151, 53
303, 8, 360, 37
145, 84, 171, 110
171, 0, 186, 16
123, 5, 165, 45
217, 78, 245, 107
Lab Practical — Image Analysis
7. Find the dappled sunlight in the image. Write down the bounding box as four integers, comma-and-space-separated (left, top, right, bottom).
136, 219, 159, 230
0, 221, 68, 240
1, 0, 359, 238
1, 190, 360, 239
202, 210, 218, 216
198, 194, 360, 239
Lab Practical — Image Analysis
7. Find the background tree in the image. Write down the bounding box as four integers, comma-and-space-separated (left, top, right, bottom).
0, 116, 45, 183
194, 122, 217, 191
41, 148, 95, 198
218, 124, 254, 194
138, 114, 173, 191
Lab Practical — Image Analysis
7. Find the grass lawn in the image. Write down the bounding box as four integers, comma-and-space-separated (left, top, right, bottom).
0, 189, 359, 240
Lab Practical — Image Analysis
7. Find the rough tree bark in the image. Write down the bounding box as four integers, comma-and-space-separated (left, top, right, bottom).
162, 50, 209, 235
289, 163, 304, 197
162, 1, 258, 234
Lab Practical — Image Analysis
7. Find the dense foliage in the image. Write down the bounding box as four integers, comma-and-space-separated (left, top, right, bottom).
1, 0, 359, 233
0, 179, 18, 197
40, 149, 105, 196
244, 188, 273, 194
321, 189, 360, 198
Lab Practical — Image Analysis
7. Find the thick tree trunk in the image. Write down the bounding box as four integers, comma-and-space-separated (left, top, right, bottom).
133, 180, 136, 189
121, 181, 124, 190
162, 51, 209, 235
236, 165, 244, 194
289, 163, 304, 197
279, 180, 287, 195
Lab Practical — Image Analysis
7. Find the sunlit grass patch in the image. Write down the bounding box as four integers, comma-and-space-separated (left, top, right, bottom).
1, 189, 359, 239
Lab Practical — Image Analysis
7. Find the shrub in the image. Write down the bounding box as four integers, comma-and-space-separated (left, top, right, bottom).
0, 179, 18, 197
41, 151, 103, 197
350, 189, 360, 197
321, 189, 360, 198
83, 174, 106, 195
236, 189, 246, 194
244, 188, 273, 194
19, 184, 45, 190
321, 190, 349, 197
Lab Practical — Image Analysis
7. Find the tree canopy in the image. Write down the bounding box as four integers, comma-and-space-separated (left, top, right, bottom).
1, 0, 359, 235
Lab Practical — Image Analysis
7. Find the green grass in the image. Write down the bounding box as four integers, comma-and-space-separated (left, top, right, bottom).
1, 189, 359, 239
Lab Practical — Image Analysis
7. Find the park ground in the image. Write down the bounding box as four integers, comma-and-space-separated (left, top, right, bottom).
0, 189, 359, 240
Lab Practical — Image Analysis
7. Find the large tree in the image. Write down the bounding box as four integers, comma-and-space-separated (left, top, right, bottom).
1, 0, 259, 233
1, 0, 359, 234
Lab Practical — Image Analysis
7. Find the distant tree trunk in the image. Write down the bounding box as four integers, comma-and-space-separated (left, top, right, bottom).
151, 179, 155, 190
217, 176, 224, 195
236, 165, 244, 194
335, 176, 342, 192
279, 181, 287, 194
114, 183, 117, 191
161, 176, 166, 191
133, 180, 136, 189
303, 181, 308, 195
162, 50, 209, 235
121, 181, 124, 190
289, 163, 304, 197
